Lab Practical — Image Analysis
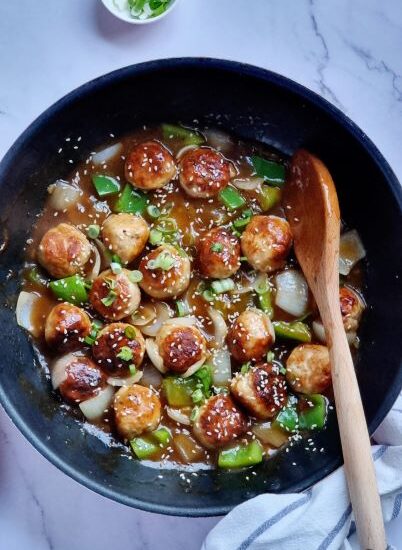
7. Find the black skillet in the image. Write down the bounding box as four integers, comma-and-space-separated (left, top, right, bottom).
0, 59, 401, 516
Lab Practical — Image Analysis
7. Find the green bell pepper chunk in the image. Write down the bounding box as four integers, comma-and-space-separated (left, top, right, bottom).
27, 266, 48, 286
130, 436, 159, 459
162, 124, 204, 145
251, 156, 286, 186
163, 376, 198, 407
299, 394, 327, 430
92, 174, 121, 197
218, 441, 263, 469
114, 184, 147, 214
272, 321, 312, 343
258, 185, 281, 211
49, 274, 88, 305
219, 186, 246, 210
152, 427, 171, 445
273, 405, 299, 433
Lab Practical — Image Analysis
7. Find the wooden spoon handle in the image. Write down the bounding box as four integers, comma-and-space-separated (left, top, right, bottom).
325, 312, 386, 549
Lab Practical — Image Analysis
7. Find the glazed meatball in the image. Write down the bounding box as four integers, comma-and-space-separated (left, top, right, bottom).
340, 286, 365, 332
45, 303, 91, 351
139, 244, 191, 299
125, 141, 176, 190
193, 394, 247, 449
197, 227, 240, 279
113, 384, 161, 440
286, 344, 331, 395
37, 223, 91, 278
156, 322, 207, 374
89, 269, 141, 320
93, 322, 145, 376
179, 147, 234, 198
227, 308, 275, 363
53, 354, 107, 403
231, 363, 287, 419
101, 213, 149, 265
241, 215, 293, 273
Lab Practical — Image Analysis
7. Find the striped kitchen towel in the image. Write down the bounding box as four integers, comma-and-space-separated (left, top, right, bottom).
202, 392, 402, 550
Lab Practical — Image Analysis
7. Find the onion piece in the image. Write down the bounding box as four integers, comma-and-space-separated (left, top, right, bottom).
145, 338, 167, 373
275, 269, 309, 317
252, 422, 289, 448
130, 303, 157, 326
87, 245, 101, 281
339, 229, 366, 276
163, 316, 197, 328
181, 357, 207, 378
207, 307, 227, 347
141, 302, 172, 337
176, 144, 198, 159
92, 143, 123, 166
51, 352, 86, 389
16, 291, 41, 337
173, 433, 204, 462
48, 180, 81, 211
140, 365, 163, 388
232, 176, 264, 191
313, 319, 357, 346
166, 407, 191, 426
107, 371, 143, 386
79, 385, 115, 421
211, 348, 232, 386
204, 129, 232, 153
94, 238, 112, 269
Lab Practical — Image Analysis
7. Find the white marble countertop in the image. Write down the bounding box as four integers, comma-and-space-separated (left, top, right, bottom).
0, 0, 401, 548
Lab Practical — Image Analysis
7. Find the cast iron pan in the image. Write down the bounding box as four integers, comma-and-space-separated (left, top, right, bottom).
0, 59, 401, 516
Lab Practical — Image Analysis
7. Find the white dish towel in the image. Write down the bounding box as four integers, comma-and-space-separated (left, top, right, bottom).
202, 392, 402, 550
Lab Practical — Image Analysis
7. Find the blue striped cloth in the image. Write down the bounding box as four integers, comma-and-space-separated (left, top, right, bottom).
202, 393, 402, 550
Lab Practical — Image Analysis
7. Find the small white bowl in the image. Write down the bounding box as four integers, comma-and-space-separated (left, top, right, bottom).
101, 0, 179, 24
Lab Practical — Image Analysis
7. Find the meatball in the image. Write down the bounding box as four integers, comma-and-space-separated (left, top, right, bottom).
38, 223, 91, 278
89, 269, 141, 320
53, 354, 107, 403
101, 213, 149, 265
125, 141, 176, 190
113, 384, 161, 440
93, 322, 145, 376
197, 227, 240, 279
241, 215, 293, 273
156, 322, 207, 374
231, 363, 287, 419
193, 394, 247, 449
227, 308, 275, 363
286, 344, 331, 395
340, 286, 365, 332
179, 147, 234, 198
45, 303, 91, 351
139, 244, 191, 299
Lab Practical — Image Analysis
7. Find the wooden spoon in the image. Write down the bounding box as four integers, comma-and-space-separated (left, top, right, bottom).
283, 149, 386, 550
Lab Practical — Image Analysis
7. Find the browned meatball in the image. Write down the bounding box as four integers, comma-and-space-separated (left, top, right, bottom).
139, 244, 190, 299
227, 309, 275, 363
241, 215, 292, 273
57, 356, 107, 403
179, 147, 234, 198
193, 394, 247, 449
197, 227, 240, 279
38, 223, 91, 278
286, 344, 331, 395
156, 322, 207, 374
339, 286, 365, 332
113, 384, 161, 440
231, 363, 287, 419
93, 322, 145, 376
125, 141, 176, 190
89, 269, 141, 320
101, 213, 149, 265
45, 302, 91, 350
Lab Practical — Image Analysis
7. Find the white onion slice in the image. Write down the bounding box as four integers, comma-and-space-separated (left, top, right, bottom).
339, 230, 366, 276
207, 307, 227, 347
211, 347, 232, 386
87, 245, 101, 281
140, 365, 163, 388
313, 319, 357, 346
252, 422, 289, 447
141, 302, 172, 337
145, 338, 167, 373
130, 303, 157, 326
79, 385, 115, 421
204, 129, 232, 152
166, 407, 191, 426
94, 238, 112, 269
16, 291, 40, 337
48, 180, 81, 211
163, 316, 197, 328
233, 176, 264, 191
51, 352, 83, 389
92, 143, 123, 166
181, 357, 206, 378
107, 371, 143, 386
275, 270, 309, 317
176, 144, 198, 159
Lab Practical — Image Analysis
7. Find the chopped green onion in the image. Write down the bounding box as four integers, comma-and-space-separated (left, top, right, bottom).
112, 254, 122, 264
146, 205, 161, 219
84, 335, 96, 346
49, 274, 88, 305
258, 185, 281, 211
193, 365, 213, 396
191, 388, 204, 404
152, 427, 171, 445
210, 242, 223, 253
266, 351, 275, 362
149, 228, 163, 246
156, 217, 178, 234
110, 262, 122, 275
176, 300, 190, 317
218, 441, 263, 469
251, 156, 286, 186
279, 365, 286, 375
272, 321, 312, 343
147, 251, 176, 271
129, 364, 137, 376
128, 270, 143, 283
92, 319, 103, 331
219, 186, 246, 210
202, 289, 216, 302
211, 278, 235, 294
190, 406, 200, 422
101, 290, 117, 307
116, 346, 133, 362
114, 184, 147, 214
104, 277, 116, 290
124, 325, 137, 339
162, 123, 204, 146
92, 175, 120, 197
233, 209, 253, 231
241, 362, 251, 374
86, 224, 100, 239
298, 394, 327, 430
